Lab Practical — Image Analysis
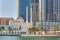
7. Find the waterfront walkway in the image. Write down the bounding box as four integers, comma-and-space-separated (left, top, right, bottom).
0, 31, 21, 36
0, 31, 60, 37
21, 34, 60, 37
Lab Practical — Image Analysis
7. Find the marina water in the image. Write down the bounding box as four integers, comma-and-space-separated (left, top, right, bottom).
0, 36, 60, 40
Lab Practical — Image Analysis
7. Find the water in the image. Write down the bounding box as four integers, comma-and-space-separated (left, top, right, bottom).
0, 36, 60, 40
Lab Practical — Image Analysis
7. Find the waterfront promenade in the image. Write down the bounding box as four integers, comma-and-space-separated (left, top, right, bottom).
0, 30, 60, 37
0, 31, 21, 36
21, 34, 60, 37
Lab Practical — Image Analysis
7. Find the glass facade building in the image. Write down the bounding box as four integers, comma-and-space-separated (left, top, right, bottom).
18, 0, 30, 21
36, 0, 60, 30
44, 0, 60, 22
42, 0, 60, 30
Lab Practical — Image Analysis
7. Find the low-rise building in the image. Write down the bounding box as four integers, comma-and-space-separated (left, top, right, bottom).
0, 17, 14, 25
36, 22, 60, 30
9, 17, 33, 34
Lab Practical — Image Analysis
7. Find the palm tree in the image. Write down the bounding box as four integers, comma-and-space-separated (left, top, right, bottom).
0, 26, 5, 35
0, 26, 4, 31
38, 26, 45, 31
28, 27, 39, 34
28, 26, 45, 32
1, 26, 4, 30
32, 27, 37, 32
28, 28, 32, 32
28, 27, 37, 32
50, 25, 59, 31
0, 26, 1, 30
19, 26, 21, 30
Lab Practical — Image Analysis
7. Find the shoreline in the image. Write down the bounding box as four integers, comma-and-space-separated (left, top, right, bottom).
0, 34, 60, 37
21, 34, 60, 37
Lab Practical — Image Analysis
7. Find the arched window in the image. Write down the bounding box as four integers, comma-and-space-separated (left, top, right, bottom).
19, 26, 21, 30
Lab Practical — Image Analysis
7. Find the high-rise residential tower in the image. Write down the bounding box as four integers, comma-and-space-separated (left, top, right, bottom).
42, 0, 60, 30
44, 0, 60, 22
30, 0, 42, 25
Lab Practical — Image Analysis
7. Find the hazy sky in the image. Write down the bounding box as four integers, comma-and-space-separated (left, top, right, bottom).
0, 0, 17, 19
0, 0, 1, 16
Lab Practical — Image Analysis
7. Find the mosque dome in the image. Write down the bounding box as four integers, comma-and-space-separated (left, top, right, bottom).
16, 16, 24, 23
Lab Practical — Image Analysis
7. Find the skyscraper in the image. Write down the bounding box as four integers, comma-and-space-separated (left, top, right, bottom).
35, 0, 60, 30
30, 0, 42, 25
44, 0, 60, 22
18, 0, 30, 21
42, 0, 60, 30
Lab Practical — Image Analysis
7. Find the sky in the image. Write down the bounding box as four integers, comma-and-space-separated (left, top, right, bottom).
0, 0, 18, 19
0, 0, 29, 20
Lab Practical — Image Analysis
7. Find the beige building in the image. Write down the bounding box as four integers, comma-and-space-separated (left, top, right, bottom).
0, 17, 14, 25
30, 0, 42, 26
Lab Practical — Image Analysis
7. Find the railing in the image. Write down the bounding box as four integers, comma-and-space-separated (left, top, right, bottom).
29, 31, 60, 35
0, 31, 60, 36
0, 31, 21, 36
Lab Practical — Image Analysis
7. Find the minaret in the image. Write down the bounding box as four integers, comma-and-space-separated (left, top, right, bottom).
30, 7, 32, 23
26, 6, 28, 23
26, 6, 29, 34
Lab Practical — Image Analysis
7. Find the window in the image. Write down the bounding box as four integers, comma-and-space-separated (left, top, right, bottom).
23, 32, 26, 34
29, 32, 31, 34
31, 0, 34, 3
32, 5, 33, 12
59, 16, 60, 21
20, 32, 26, 34
35, 0, 39, 3
36, 5, 38, 12
17, 28, 18, 30
6, 20, 9, 25
54, 14, 57, 21
19, 26, 21, 30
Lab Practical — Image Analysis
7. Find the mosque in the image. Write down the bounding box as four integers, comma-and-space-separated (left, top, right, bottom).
9, 6, 33, 34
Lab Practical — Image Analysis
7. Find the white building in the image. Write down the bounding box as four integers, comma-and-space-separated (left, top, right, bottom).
9, 6, 33, 34
36, 21, 60, 30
